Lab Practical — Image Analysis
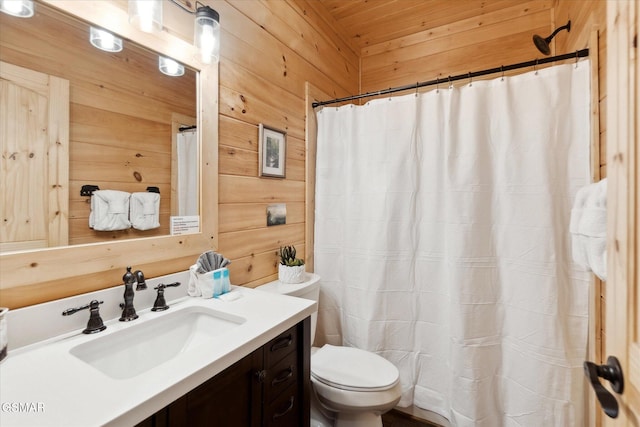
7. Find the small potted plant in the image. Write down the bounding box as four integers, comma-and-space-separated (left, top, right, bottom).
278, 245, 306, 284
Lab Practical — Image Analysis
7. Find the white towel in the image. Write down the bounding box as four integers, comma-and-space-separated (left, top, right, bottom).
187, 264, 201, 297
570, 178, 607, 280
130, 192, 160, 230
89, 190, 131, 231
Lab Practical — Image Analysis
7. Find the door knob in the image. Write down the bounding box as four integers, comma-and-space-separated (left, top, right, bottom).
583, 356, 624, 419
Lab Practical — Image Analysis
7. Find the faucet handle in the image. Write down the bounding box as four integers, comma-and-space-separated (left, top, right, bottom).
151, 282, 181, 312
62, 300, 107, 334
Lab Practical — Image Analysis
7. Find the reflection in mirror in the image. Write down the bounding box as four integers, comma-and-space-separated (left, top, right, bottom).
0, 1, 197, 253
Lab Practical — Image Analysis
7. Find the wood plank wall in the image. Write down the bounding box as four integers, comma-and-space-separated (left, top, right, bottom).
206, 0, 359, 287
360, 0, 555, 94
0, 3, 196, 246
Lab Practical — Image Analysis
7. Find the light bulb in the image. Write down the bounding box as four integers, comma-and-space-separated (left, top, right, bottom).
0, 0, 34, 17
158, 56, 184, 77
89, 27, 123, 53
128, 0, 162, 33
199, 24, 215, 64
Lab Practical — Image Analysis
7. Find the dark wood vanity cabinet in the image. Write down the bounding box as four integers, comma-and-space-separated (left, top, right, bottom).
136, 317, 310, 427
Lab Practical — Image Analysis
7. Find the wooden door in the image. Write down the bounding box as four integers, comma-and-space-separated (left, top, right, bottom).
603, 0, 640, 425
0, 61, 69, 252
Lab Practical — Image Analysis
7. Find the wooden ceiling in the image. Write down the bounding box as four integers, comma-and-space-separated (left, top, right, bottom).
317, 0, 551, 51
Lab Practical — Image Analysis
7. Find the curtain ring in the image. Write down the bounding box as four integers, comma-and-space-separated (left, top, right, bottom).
436, 77, 440, 93
534, 58, 539, 75
501, 65, 505, 81
575, 51, 579, 68
448, 75, 453, 89
468, 71, 472, 87
415, 81, 419, 97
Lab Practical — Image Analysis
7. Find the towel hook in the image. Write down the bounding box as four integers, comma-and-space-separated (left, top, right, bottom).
80, 184, 100, 197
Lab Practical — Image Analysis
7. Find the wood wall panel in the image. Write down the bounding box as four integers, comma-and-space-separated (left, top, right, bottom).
361, 3, 553, 93
209, 0, 357, 287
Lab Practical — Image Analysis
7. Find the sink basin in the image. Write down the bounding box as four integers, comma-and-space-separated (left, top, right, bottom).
69, 306, 245, 380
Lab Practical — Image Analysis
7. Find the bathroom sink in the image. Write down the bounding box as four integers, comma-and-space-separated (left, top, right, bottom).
69, 306, 245, 380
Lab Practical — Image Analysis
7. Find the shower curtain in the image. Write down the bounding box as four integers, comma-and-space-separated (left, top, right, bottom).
177, 130, 198, 216
314, 62, 591, 426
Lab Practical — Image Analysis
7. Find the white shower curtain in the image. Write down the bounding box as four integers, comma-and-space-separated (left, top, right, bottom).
314, 62, 591, 426
177, 130, 198, 216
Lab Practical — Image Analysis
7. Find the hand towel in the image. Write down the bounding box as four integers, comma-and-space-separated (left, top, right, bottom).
570, 178, 607, 280
89, 190, 131, 231
130, 192, 160, 231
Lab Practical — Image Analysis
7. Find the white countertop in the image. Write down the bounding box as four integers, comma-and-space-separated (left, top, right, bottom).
0, 277, 315, 427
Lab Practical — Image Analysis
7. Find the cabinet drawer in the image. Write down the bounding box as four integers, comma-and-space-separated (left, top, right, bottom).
265, 324, 298, 366
264, 385, 299, 427
265, 350, 298, 402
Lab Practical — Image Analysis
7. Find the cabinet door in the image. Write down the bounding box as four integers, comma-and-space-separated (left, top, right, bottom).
177, 348, 263, 427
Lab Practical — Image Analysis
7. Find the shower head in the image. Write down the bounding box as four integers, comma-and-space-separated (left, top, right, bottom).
532, 20, 571, 56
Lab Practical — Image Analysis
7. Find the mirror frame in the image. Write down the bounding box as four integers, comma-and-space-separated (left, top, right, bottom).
0, 0, 218, 309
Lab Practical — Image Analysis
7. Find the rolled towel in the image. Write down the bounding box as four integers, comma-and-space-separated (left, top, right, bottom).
187, 264, 201, 297
570, 178, 607, 280
89, 190, 131, 231
195, 250, 231, 274
130, 192, 160, 231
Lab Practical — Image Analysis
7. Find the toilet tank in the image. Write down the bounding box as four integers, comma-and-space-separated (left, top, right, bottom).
255, 273, 320, 343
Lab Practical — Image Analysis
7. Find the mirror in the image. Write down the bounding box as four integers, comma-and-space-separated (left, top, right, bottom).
0, 0, 218, 309
0, 1, 197, 252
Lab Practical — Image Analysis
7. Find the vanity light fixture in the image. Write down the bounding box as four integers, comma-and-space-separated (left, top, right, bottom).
194, 5, 220, 64
164, 0, 221, 65
89, 26, 123, 53
0, 0, 34, 18
158, 56, 185, 77
128, 0, 162, 33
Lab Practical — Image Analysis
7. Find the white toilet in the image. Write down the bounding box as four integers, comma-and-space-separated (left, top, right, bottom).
257, 273, 402, 427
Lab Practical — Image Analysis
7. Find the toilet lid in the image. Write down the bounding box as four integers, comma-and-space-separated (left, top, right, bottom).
311, 345, 399, 392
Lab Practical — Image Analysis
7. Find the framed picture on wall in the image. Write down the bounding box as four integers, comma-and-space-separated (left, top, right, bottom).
259, 124, 286, 178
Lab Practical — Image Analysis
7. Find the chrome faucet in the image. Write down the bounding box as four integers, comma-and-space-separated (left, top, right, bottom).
119, 266, 140, 321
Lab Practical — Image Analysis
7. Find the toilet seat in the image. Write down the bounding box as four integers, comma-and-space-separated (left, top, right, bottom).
311, 345, 399, 392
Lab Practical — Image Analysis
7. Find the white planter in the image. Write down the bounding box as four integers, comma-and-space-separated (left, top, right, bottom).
278, 264, 306, 284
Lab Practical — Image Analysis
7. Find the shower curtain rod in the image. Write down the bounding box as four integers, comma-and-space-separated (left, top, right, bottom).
311, 48, 589, 108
